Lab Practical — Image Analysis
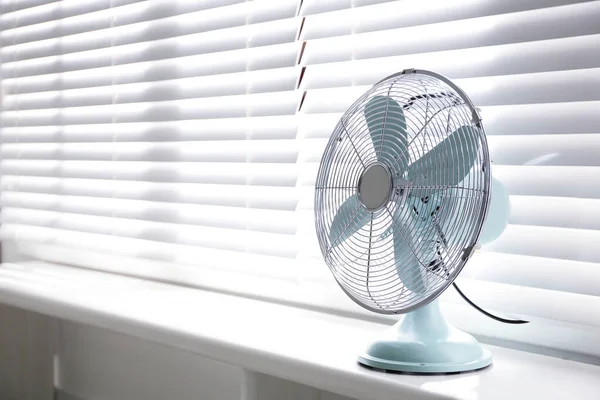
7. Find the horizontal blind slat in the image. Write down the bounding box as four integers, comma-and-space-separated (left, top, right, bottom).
1, 140, 299, 163
495, 165, 600, 199
0, 0, 61, 15
1, 176, 298, 210
485, 224, 600, 264
509, 196, 600, 231
488, 134, 600, 167
3, 67, 301, 110
0, 1, 123, 28
300, 0, 393, 15
0, 116, 299, 142
460, 68, 600, 106
1, 192, 296, 234
1, 91, 300, 126
461, 252, 600, 298
1, 160, 298, 186
482, 102, 600, 136
442, 278, 600, 328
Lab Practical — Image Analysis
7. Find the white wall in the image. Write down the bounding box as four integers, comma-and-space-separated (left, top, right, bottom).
56, 321, 357, 400
57, 321, 241, 400
0, 304, 55, 400
0, 303, 357, 400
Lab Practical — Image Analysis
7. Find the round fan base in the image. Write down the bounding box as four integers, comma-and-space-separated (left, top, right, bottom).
358, 300, 492, 374
358, 349, 492, 374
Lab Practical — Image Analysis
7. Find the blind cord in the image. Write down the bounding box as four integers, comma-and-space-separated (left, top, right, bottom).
452, 282, 530, 324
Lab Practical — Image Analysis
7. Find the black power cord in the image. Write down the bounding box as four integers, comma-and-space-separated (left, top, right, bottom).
453, 282, 529, 324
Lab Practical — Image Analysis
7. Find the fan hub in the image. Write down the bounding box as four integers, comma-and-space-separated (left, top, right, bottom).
357, 163, 392, 212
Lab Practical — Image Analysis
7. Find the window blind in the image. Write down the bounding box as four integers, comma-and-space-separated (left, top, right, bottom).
2, 0, 600, 357
1, 0, 303, 276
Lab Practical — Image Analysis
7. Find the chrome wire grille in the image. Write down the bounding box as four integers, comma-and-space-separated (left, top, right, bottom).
314, 70, 491, 314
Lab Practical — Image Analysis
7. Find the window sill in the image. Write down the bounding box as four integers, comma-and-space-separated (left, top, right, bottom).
0, 262, 598, 400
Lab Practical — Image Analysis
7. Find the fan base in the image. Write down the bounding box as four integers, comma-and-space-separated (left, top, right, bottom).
358, 300, 492, 374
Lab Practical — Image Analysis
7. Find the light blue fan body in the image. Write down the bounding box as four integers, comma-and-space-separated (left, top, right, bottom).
479, 176, 510, 244
358, 300, 492, 373
324, 85, 508, 373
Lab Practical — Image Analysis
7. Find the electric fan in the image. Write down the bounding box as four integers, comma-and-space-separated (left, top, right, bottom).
314, 69, 514, 374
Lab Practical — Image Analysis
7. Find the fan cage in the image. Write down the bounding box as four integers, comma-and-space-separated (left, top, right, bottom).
314, 69, 491, 314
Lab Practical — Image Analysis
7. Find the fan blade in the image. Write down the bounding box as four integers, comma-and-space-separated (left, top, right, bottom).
392, 221, 428, 294
408, 125, 479, 189
364, 95, 408, 171
388, 192, 448, 293
329, 194, 370, 247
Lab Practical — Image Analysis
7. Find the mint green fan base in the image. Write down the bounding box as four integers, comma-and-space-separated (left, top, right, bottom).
359, 178, 507, 374
358, 300, 492, 373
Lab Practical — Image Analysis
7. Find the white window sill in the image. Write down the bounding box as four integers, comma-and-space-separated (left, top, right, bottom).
0, 262, 598, 400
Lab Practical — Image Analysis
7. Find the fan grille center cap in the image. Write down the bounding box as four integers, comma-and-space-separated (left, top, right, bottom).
358, 163, 392, 212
